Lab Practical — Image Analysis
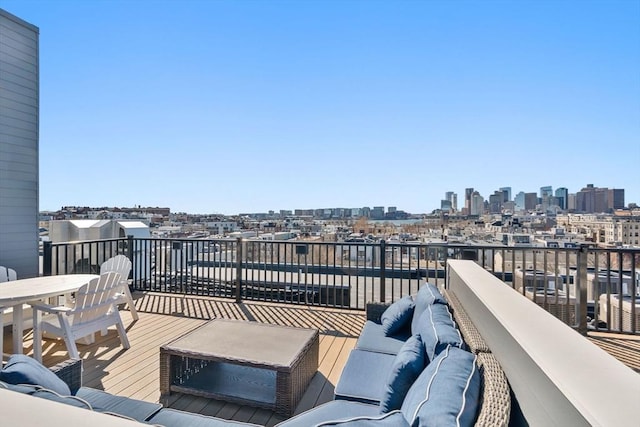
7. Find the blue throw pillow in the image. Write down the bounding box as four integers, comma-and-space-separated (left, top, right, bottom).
411, 283, 447, 334
400, 346, 481, 427
0, 354, 71, 396
415, 304, 463, 362
381, 295, 415, 336
379, 335, 426, 413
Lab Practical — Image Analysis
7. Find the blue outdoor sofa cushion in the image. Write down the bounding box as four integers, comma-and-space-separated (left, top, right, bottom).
148, 408, 262, 427
411, 283, 447, 335
355, 321, 411, 355
379, 334, 426, 413
334, 349, 396, 405
415, 303, 463, 362
275, 400, 382, 427
0, 354, 71, 396
315, 411, 410, 426
401, 346, 481, 427
76, 387, 162, 422
31, 388, 94, 410
380, 295, 415, 336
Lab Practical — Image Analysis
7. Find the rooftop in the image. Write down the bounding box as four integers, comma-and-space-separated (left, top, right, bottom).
4, 291, 638, 425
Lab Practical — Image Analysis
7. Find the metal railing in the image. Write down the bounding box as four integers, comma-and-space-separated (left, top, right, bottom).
42, 237, 640, 335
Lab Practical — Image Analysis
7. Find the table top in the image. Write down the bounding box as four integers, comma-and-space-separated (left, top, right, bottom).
162, 319, 318, 368
0, 274, 99, 305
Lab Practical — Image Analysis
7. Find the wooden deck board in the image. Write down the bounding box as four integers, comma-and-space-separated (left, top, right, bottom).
3, 291, 639, 425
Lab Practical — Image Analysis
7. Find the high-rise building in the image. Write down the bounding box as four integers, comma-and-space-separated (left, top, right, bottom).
445, 191, 457, 211
470, 192, 484, 216
576, 184, 596, 213
574, 184, 624, 213
371, 206, 385, 220
608, 189, 625, 211
555, 187, 569, 210
464, 188, 474, 213
595, 188, 608, 213
489, 191, 504, 214
540, 186, 553, 198
499, 187, 512, 202
567, 193, 576, 211
524, 193, 538, 211
514, 192, 526, 211
0, 9, 40, 278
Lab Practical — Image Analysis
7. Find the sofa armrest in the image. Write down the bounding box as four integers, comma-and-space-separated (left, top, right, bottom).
49, 358, 83, 395
476, 353, 511, 427
443, 288, 490, 354
365, 302, 390, 323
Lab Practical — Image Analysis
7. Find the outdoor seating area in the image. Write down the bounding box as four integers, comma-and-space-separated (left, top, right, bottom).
1, 282, 508, 427
1, 260, 639, 426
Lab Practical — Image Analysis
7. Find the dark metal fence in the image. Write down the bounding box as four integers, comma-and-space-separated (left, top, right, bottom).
42, 238, 640, 335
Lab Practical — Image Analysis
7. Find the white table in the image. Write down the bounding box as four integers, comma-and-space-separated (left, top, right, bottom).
0, 274, 98, 357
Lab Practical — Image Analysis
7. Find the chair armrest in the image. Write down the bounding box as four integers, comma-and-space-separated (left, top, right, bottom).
49, 358, 83, 395
29, 302, 72, 314
366, 302, 390, 323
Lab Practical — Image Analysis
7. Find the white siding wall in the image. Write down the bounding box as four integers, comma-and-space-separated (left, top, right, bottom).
0, 9, 39, 278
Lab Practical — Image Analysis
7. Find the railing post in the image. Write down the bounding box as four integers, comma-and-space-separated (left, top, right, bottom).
379, 240, 386, 303
43, 241, 52, 276
235, 237, 243, 303
127, 235, 134, 261
127, 235, 134, 284
577, 246, 589, 334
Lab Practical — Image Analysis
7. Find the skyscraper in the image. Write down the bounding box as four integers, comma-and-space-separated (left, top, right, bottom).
471, 192, 484, 216
555, 187, 569, 210
540, 186, 553, 199
524, 193, 538, 211
608, 189, 625, 211
514, 192, 526, 211
465, 188, 474, 213
445, 191, 457, 211
499, 187, 512, 202
489, 191, 504, 214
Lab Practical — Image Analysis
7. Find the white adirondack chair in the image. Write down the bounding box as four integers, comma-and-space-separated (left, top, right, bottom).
100, 255, 138, 321
0, 266, 17, 283
1, 266, 26, 329
30, 271, 131, 361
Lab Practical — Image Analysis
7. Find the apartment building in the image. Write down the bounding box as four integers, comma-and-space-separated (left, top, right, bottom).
557, 214, 640, 246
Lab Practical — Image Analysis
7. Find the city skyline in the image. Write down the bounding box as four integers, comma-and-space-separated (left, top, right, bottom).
45, 181, 631, 217
2, 1, 639, 215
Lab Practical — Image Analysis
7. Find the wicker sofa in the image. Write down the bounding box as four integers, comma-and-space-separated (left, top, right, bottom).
276, 282, 511, 427
359, 288, 512, 427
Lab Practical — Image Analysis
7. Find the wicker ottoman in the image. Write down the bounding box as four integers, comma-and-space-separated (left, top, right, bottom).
160, 319, 319, 416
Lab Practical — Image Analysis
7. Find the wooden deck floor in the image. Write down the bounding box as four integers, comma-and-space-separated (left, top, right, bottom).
3, 291, 639, 425
5, 292, 365, 426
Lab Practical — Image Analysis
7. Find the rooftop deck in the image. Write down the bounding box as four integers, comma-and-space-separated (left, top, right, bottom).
3, 291, 639, 425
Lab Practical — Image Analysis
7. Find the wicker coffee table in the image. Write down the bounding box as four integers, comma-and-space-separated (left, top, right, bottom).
159, 319, 319, 416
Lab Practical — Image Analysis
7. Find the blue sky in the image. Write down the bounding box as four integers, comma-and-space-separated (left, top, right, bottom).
3, 0, 639, 214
